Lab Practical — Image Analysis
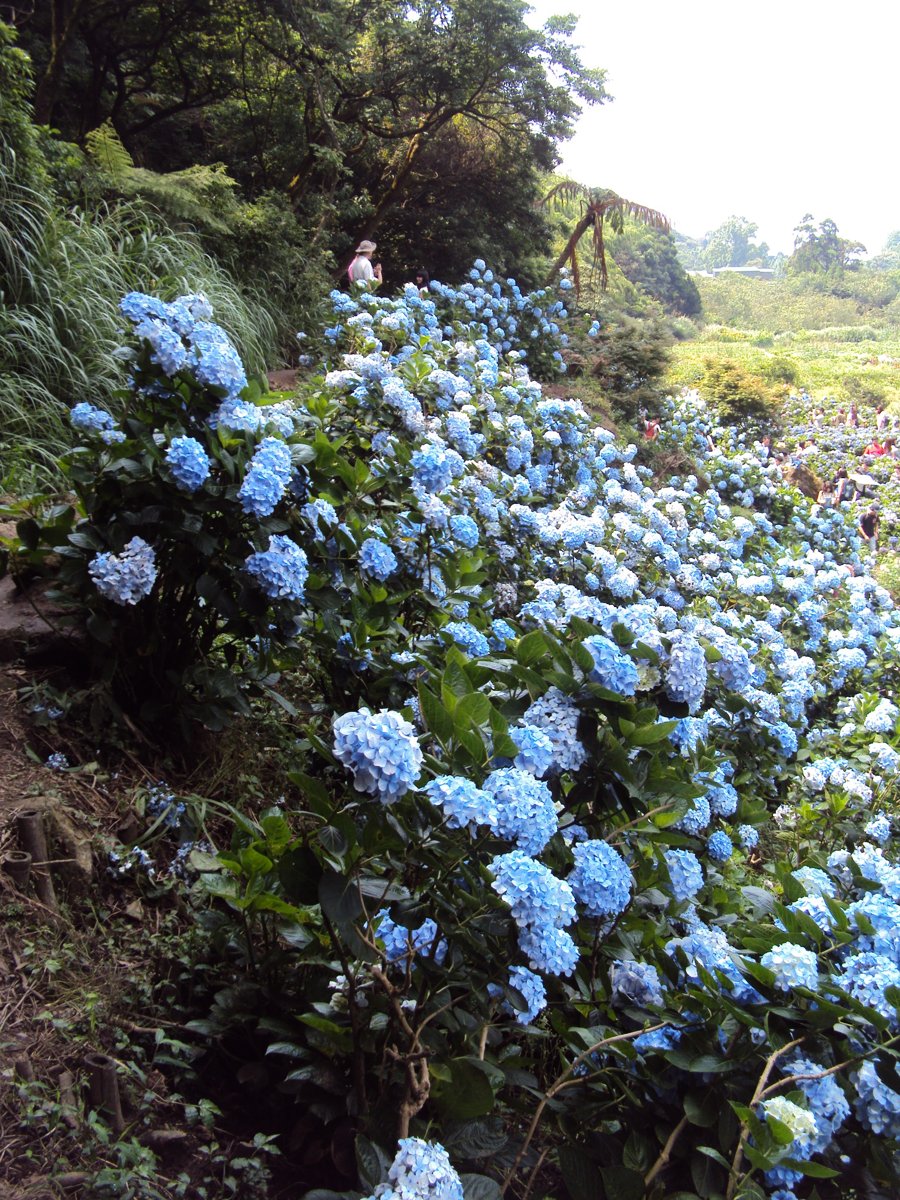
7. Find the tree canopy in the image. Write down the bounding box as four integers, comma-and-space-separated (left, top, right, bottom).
18, 0, 609, 282
787, 213, 866, 275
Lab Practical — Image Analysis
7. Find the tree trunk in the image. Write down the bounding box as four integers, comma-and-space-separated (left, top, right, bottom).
34, 0, 89, 125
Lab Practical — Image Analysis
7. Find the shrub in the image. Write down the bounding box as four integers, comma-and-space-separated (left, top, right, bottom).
700, 358, 781, 431
14, 268, 900, 1200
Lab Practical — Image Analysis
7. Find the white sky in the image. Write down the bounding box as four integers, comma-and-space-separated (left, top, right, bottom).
526, 0, 899, 257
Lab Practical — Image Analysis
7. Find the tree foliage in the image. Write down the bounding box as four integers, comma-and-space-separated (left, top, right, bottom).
608, 223, 702, 316
788, 214, 866, 276
544, 181, 670, 291
702, 214, 771, 270
17, 0, 609, 281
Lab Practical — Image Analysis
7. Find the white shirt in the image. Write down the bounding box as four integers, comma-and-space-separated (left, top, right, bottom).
348, 255, 374, 283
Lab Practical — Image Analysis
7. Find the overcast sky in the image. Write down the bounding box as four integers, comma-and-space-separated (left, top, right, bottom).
526, 0, 899, 257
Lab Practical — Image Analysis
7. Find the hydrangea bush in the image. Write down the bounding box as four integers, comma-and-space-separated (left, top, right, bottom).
12, 271, 900, 1198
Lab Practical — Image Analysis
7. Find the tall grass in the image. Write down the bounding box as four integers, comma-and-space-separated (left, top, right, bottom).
0, 147, 277, 493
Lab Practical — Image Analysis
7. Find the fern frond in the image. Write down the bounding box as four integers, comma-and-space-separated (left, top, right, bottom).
84, 121, 134, 177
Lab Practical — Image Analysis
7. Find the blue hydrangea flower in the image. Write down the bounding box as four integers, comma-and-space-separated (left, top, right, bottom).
70, 402, 118, 435
665, 632, 708, 712
782, 1055, 849, 1153
864, 698, 899, 734
583, 635, 639, 696
375, 909, 447, 964
707, 830, 733, 862
674, 795, 711, 836
609, 960, 664, 1008
484, 769, 558, 854
359, 537, 398, 581
866, 813, 891, 844
442, 620, 490, 657
761, 943, 818, 992
792, 867, 836, 898
509, 724, 553, 777
569, 840, 632, 918
634, 1025, 682, 1053
838, 951, 900, 1021
165, 436, 211, 492
421, 775, 498, 833
193, 335, 247, 397
333, 708, 423, 803
504, 965, 547, 1024
448, 513, 479, 548
89, 537, 157, 605
490, 849, 576, 930
518, 925, 579, 976
46, 751, 70, 770
239, 463, 286, 517
372, 1138, 463, 1200
854, 1059, 900, 1136
737, 825, 759, 850
411, 441, 459, 493
244, 534, 308, 602
213, 396, 262, 433
524, 687, 587, 774
664, 849, 704, 902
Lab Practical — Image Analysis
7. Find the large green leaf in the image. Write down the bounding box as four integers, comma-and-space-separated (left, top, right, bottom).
430, 1058, 495, 1119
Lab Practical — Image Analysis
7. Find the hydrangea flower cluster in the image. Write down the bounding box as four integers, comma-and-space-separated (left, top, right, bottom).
490, 850, 577, 976
362, 1137, 463, 1200
761, 943, 819, 992
359, 537, 398, 581
244, 534, 308, 602
421, 775, 497, 832
70, 401, 125, 444
483, 768, 557, 855
89, 537, 158, 605
165, 436, 211, 492
568, 840, 632, 918
375, 909, 446, 965
333, 708, 423, 802
664, 849, 704, 903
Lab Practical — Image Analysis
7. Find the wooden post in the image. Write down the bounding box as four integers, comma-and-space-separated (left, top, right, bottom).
83, 1053, 125, 1135
3, 849, 32, 890
16, 809, 59, 912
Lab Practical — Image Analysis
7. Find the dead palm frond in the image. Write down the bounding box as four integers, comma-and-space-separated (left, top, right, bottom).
543, 181, 670, 292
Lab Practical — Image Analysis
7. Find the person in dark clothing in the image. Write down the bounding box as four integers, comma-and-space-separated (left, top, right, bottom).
859, 506, 880, 553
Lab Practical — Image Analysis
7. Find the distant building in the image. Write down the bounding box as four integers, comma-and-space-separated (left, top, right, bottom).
686, 266, 776, 280
711, 266, 776, 280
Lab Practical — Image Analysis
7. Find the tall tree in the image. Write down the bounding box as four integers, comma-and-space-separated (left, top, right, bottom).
788, 214, 866, 274
702, 215, 770, 270
543, 182, 670, 291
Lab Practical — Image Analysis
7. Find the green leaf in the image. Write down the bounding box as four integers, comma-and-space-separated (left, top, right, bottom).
456, 692, 491, 727
419, 684, 455, 744
431, 1059, 495, 1119
297, 1013, 351, 1050
318, 870, 371, 957
442, 658, 472, 700
629, 720, 677, 746
260, 812, 292, 855
683, 1090, 717, 1128
460, 1175, 502, 1200
782, 1158, 839, 1179
765, 1116, 795, 1146
355, 1135, 390, 1191
598, 1166, 644, 1200
515, 629, 549, 666
558, 1146, 602, 1200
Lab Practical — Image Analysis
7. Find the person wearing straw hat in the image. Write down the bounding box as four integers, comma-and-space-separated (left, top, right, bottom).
348, 239, 382, 287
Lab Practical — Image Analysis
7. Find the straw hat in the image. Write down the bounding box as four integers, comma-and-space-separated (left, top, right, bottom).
355, 240, 377, 254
